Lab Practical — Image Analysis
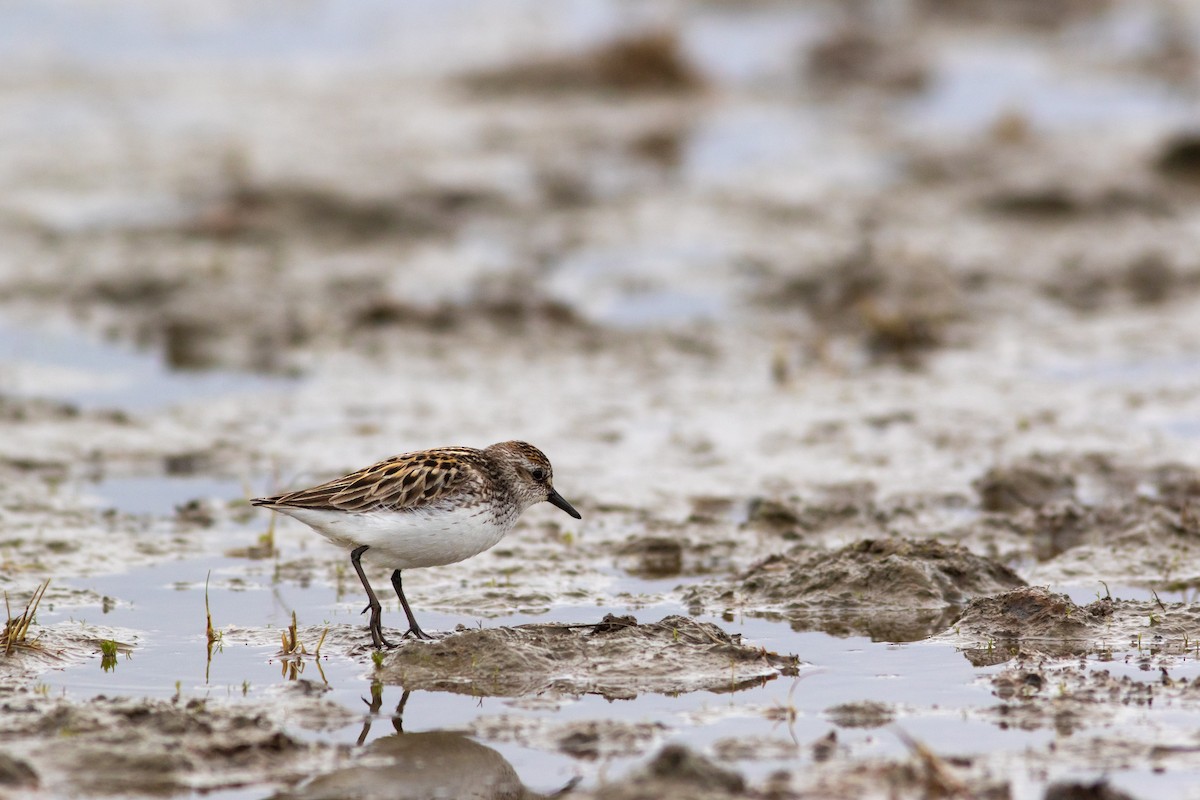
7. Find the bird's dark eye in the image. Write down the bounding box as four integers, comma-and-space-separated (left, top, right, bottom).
530, 468, 546, 482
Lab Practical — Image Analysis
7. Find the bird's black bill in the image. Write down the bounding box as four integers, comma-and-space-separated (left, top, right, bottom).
547, 489, 582, 519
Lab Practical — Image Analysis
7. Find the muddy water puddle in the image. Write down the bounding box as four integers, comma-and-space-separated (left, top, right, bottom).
33, 548, 1189, 795
24, 551, 1029, 787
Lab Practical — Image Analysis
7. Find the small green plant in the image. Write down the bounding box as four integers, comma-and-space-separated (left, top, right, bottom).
99, 639, 120, 672
371, 650, 385, 669
241, 680, 250, 696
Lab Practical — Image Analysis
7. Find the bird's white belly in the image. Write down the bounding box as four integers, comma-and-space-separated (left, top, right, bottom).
277, 503, 512, 569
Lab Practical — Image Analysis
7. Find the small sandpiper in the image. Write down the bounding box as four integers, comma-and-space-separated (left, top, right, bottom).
251, 441, 581, 648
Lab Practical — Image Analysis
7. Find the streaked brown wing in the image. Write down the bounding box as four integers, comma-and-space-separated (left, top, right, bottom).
255, 449, 477, 513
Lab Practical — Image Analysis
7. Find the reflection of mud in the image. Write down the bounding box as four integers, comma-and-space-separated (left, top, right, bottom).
825, 700, 895, 729
379, 615, 796, 698
1, 697, 339, 796
685, 538, 1024, 641
578, 745, 745, 800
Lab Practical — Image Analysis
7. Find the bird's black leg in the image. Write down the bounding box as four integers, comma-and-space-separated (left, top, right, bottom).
351, 545, 391, 649
391, 570, 433, 640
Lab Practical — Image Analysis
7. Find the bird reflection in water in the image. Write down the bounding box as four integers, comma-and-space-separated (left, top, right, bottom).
278, 687, 578, 800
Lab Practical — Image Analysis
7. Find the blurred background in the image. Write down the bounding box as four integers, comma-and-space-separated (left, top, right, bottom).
4, 0, 1199, 385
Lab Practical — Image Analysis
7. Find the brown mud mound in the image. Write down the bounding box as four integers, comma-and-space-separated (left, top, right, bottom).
684, 538, 1025, 641
973, 453, 1200, 514
460, 30, 704, 96
966, 454, 1200, 572
377, 614, 797, 699
948, 587, 1103, 663
944, 586, 1200, 663
469, 715, 666, 761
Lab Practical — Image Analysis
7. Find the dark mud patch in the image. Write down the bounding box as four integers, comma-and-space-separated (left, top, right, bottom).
377, 615, 797, 699
0, 696, 339, 796
760, 232, 963, 368
684, 538, 1025, 641
944, 586, 1200, 664
185, 181, 504, 244
805, 27, 929, 94
912, 0, 1111, 29
460, 30, 704, 96
965, 454, 1200, 571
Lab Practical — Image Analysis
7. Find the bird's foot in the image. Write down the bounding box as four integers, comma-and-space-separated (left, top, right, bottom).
403, 625, 435, 641
369, 626, 393, 650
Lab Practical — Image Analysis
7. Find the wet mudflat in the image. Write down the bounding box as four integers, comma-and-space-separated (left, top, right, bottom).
6, 0, 1200, 797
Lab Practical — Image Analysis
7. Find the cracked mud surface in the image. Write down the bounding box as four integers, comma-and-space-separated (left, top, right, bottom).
5, 0, 1200, 797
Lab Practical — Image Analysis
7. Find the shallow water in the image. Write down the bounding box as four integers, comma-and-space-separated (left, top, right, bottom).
33, 536, 1200, 797
36, 553, 1010, 791
0, 318, 284, 412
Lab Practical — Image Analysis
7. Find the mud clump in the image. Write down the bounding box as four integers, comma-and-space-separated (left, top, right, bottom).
765, 232, 962, 368
974, 460, 1076, 512
684, 538, 1025, 641
953, 587, 1100, 644
0, 752, 37, 788
966, 453, 1200, 568
189, 182, 500, 244
805, 28, 929, 93
378, 615, 796, 699
616, 536, 685, 577
461, 31, 704, 96
1156, 133, 1200, 182
949, 586, 1200, 663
